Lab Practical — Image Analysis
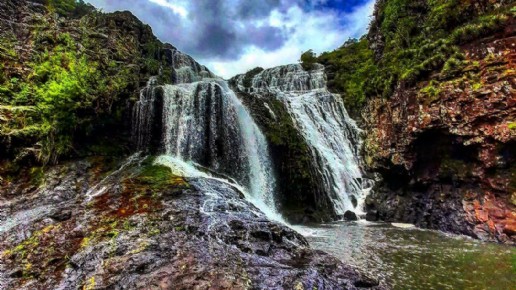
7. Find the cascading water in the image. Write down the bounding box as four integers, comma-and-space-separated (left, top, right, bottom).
286, 92, 369, 214
166, 48, 214, 83
236, 64, 372, 216
132, 77, 158, 150
160, 80, 280, 221
132, 66, 282, 222
132, 47, 369, 221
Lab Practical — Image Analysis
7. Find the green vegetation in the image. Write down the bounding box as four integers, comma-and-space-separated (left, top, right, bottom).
300, 49, 318, 70
318, 38, 377, 114
45, 0, 95, 17
132, 159, 189, 192
1, 31, 129, 164
0, 4, 171, 165
308, 0, 514, 114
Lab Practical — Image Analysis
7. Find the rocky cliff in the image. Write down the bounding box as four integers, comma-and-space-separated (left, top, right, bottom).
332, 1, 515, 244
363, 26, 515, 243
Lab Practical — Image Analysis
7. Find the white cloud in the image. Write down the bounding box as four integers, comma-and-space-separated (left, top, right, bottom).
204, 0, 376, 79
147, 0, 188, 18
86, 0, 375, 79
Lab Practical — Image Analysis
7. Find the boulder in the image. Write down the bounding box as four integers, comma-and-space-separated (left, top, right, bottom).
344, 210, 359, 221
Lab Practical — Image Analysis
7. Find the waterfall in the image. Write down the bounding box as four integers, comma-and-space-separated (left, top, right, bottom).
285, 91, 369, 214
132, 47, 370, 221
237, 64, 372, 215
132, 77, 158, 150
161, 80, 279, 218
132, 72, 282, 222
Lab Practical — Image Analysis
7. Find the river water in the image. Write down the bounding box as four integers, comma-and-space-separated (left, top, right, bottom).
296, 221, 515, 289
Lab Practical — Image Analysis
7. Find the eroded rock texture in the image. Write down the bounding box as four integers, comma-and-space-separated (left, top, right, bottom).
363, 19, 516, 244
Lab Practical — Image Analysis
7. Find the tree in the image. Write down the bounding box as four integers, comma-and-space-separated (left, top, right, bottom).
300, 49, 317, 70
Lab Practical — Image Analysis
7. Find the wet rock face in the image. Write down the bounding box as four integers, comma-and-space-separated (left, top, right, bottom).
363, 22, 516, 244
343, 211, 359, 221
0, 158, 383, 289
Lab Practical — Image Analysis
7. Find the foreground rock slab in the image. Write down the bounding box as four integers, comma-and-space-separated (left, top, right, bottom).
0, 157, 384, 289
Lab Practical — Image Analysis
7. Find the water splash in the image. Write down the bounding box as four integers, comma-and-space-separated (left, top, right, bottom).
155, 154, 284, 224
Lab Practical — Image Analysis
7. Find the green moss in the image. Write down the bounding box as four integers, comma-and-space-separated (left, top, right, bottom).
2, 224, 62, 279
419, 81, 443, 105
472, 82, 483, 91
83, 276, 96, 290
421, 81, 441, 96
128, 241, 150, 255
135, 160, 188, 191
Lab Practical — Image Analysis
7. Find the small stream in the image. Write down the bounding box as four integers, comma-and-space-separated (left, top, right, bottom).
296, 222, 516, 290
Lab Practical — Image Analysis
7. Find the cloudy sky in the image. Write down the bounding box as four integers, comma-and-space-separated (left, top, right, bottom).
86, 0, 375, 78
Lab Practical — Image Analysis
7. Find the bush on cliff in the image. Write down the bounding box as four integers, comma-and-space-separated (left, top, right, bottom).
300, 49, 318, 70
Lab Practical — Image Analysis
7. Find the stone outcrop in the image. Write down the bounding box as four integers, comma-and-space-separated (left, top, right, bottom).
0, 157, 383, 289
363, 18, 516, 244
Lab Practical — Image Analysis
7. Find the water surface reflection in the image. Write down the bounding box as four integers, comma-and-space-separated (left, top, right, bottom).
297, 221, 515, 289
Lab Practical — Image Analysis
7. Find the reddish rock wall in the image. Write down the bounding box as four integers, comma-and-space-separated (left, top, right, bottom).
364, 20, 515, 244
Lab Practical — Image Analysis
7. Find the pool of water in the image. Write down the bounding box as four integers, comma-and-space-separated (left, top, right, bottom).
295, 221, 516, 290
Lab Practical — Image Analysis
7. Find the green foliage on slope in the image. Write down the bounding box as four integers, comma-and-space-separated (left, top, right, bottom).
44, 0, 95, 17
0, 3, 169, 165
0, 30, 131, 163
2, 34, 103, 163
318, 38, 377, 114
309, 0, 514, 114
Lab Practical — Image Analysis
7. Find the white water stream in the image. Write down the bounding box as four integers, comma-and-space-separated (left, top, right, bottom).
134, 76, 283, 223
237, 64, 372, 215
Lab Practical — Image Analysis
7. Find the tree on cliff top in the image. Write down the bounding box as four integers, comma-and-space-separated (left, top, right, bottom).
300, 49, 317, 70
